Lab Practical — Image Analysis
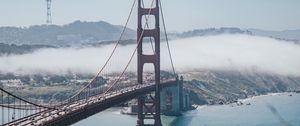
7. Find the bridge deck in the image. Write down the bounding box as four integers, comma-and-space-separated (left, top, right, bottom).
5, 80, 177, 126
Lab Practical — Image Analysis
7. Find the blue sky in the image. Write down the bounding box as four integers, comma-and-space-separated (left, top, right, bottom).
0, 0, 299, 32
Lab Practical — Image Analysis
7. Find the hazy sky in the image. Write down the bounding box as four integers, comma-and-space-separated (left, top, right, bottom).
0, 0, 299, 32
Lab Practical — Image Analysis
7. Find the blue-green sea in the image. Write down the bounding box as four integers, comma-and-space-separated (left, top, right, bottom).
73, 93, 300, 126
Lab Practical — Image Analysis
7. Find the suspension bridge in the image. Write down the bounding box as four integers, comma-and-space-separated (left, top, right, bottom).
0, 0, 190, 125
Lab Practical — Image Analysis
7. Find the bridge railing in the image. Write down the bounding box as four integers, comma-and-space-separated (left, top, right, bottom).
0, 87, 53, 125
1, 77, 177, 126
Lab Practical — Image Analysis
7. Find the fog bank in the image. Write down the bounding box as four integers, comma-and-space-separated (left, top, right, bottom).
1, 34, 300, 76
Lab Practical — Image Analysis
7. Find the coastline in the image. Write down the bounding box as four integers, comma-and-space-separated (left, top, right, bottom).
238, 92, 297, 104
120, 92, 299, 126
72, 92, 299, 126
194, 91, 299, 111
168, 92, 300, 126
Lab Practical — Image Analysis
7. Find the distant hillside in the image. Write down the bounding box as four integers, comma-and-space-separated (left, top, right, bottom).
1, 23, 299, 47
0, 43, 55, 56
248, 29, 300, 43
183, 70, 300, 105
168, 27, 252, 40
0, 21, 135, 46
168, 27, 300, 44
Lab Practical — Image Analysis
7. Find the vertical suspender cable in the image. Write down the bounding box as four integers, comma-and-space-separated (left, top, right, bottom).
1, 90, 3, 125
8, 95, 10, 123
25, 103, 28, 116
13, 97, 15, 121
19, 100, 21, 120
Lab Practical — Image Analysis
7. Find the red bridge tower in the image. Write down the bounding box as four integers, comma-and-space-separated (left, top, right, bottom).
136, 0, 162, 125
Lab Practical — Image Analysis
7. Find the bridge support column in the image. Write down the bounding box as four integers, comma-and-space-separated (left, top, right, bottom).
183, 89, 191, 110
160, 76, 184, 115
136, 0, 162, 126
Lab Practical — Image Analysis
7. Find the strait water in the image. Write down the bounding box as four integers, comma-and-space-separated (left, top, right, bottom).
1, 93, 299, 126
73, 93, 300, 126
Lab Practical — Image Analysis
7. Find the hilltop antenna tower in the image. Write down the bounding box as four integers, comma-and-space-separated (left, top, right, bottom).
46, 0, 52, 24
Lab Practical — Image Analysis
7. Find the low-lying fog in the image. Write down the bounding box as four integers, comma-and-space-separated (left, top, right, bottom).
1, 34, 300, 76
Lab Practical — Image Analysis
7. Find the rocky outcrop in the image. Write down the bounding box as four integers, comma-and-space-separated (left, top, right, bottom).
183, 70, 300, 105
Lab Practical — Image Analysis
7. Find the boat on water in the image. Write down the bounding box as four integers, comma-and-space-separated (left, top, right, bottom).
120, 107, 137, 115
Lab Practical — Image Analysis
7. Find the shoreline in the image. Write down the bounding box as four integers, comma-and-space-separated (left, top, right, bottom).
73, 92, 299, 126
195, 91, 298, 110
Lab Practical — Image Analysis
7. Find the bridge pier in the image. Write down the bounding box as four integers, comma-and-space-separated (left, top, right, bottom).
160, 76, 186, 116
182, 88, 192, 110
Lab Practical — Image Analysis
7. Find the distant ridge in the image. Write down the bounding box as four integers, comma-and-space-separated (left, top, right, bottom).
248, 29, 300, 43
0, 21, 135, 46
168, 27, 300, 44
168, 27, 252, 39
1, 23, 299, 47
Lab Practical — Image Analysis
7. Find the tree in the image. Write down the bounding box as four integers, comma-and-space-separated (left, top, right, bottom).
91, 76, 107, 88
19, 75, 31, 85
49, 76, 67, 84
33, 75, 45, 84
0, 82, 3, 88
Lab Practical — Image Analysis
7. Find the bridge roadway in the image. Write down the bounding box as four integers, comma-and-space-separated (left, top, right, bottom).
5, 80, 177, 126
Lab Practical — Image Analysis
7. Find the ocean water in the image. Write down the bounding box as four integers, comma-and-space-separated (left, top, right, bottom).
173, 93, 300, 126
73, 93, 300, 126
2, 93, 298, 125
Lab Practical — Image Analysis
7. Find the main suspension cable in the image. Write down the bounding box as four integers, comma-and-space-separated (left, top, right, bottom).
60, 0, 138, 104
0, 88, 54, 110
159, 0, 177, 76
103, 0, 156, 94
1, 0, 139, 110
